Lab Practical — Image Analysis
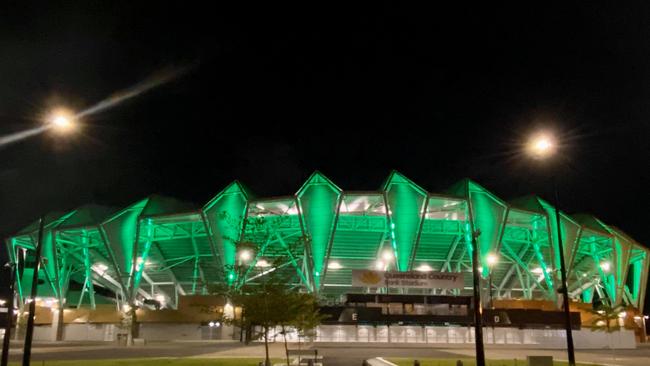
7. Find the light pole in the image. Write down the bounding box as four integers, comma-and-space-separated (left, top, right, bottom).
21, 217, 44, 366
526, 132, 576, 366
470, 229, 486, 366
16, 109, 78, 366
1, 262, 16, 366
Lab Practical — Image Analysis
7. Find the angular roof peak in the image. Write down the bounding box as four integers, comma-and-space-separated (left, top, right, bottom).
57, 204, 118, 229
204, 180, 252, 211
572, 213, 612, 236
16, 211, 71, 235
382, 170, 427, 194
141, 195, 196, 217
297, 171, 342, 195
509, 195, 546, 213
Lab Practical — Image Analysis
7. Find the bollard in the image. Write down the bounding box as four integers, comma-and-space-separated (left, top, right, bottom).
456, 360, 463, 366
414, 360, 421, 366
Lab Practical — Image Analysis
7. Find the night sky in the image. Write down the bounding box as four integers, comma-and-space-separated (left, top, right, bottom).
1, 2, 649, 270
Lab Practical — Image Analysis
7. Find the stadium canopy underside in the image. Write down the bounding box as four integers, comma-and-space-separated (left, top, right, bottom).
5, 171, 649, 312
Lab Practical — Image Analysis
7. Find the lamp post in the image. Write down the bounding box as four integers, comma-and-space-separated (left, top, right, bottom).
526, 132, 576, 366
1, 262, 16, 366
22, 217, 45, 366
17, 108, 78, 366
469, 228, 486, 366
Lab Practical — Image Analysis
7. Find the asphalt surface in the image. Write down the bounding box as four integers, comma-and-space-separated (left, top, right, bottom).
5, 341, 650, 366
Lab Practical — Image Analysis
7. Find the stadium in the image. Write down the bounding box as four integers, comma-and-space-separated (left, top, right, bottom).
3, 171, 649, 347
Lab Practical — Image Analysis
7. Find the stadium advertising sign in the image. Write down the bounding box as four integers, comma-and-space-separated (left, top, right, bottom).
351, 270, 463, 289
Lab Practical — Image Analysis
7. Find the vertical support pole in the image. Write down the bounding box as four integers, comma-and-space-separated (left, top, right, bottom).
1, 262, 16, 366
77, 281, 86, 309
554, 180, 576, 366
22, 216, 45, 366
470, 229, 486, 366
192, 257, 200, 295
83, 247, 96, 309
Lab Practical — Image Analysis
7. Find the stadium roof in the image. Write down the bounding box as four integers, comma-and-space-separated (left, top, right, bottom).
5, 171, 649, 313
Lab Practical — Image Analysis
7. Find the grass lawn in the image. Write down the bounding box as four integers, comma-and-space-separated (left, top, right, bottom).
9, 359, 281, 366
387, 359, 600, 366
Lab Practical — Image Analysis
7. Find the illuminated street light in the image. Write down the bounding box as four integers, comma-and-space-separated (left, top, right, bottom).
46, 108, 77, 134
524, 129, 575, 366
527, 132, 555, 159
415, 264, 433, 272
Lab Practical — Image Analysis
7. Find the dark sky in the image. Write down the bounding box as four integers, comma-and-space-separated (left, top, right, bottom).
1, 2, 649, 250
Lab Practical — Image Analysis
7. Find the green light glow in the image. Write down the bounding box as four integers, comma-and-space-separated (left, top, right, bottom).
296, 172, 341, 291
101, 199, 148, 279
203, 182, 248, 285
538, 199, 581, 277
3, 171, 647, 311
131, 218, 154, 294
530, 217, 554, 296
383, 172, 427, 271
465, 181, 507, 277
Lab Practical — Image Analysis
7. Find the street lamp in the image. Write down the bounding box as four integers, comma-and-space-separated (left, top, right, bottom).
527, 132, 555, 159
4, 107, 80, 366
525, 131, 576, 366
1, 262, 16, 366
46, 108, 77, 134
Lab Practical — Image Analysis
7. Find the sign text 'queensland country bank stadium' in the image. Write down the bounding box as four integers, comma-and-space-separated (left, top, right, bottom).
351, 270, 464, 289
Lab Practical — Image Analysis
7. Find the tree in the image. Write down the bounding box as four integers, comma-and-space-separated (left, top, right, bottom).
588, 304, 633, 355
589, 304, 625, 334
289, 293, 328, 349
210, 210, 326, 366
236, 279, 290, 366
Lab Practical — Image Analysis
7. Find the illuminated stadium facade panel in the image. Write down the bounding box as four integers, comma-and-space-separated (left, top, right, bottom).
5, 171, 649, 314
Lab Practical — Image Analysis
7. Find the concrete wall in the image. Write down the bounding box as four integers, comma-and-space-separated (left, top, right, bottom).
21, 323, 637, 349
138, 323, 203, 341
312, 325, 637, 349
64, 323, 117, 341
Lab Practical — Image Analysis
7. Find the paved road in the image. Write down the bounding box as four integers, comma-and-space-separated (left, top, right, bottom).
5, 341, 650, 366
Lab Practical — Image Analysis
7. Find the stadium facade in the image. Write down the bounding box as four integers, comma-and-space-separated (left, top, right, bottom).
3, 171, 649, 346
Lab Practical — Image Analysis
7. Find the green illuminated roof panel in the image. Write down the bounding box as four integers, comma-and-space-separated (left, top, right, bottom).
296, 172, 342, 290
4, 171, 647, 311
203, 181, 248, 285
383, 171, 427, 271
